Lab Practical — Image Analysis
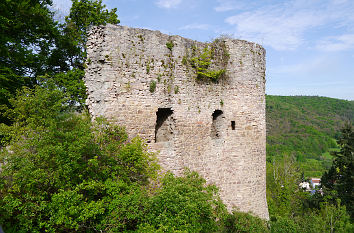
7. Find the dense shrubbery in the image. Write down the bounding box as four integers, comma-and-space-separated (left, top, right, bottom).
139, 171, 224, 232
221, 210, 269, 233
269, 201, 353, 233
0, 85, 156, 231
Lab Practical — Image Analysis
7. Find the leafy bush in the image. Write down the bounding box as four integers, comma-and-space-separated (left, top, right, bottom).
166, 41, 174, 51
0, 84, 158, 232
270, 216, 299, 233
221, 210, 270, 233
190, 47, 225, 82
270, 201, 353, 233
139, 170, 227, 232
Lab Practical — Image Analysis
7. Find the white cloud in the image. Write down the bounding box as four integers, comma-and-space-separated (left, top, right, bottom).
331, 0, 348, 4
317, 34, 354, 51
223, 0, 354, 51
225, 3, 325, 50
179, 23, 210, 30
214, 0, 245, 12
155, 0, 182, 9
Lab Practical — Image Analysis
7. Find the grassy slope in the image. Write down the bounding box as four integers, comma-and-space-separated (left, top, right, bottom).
266, 95, 354, 177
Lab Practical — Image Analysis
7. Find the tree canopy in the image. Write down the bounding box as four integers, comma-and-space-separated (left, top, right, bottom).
321, 123, 354, 218
0, 0, 120, 126
0, 0, 59, 124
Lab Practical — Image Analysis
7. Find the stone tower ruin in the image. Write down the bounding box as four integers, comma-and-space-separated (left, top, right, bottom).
85, 24, 269, 219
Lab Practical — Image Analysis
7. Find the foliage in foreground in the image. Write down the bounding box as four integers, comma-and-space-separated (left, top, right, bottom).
221, 210, 269, 233
138, 171, 225, 232
321, 123, 354, 218
0, 0, 120, 127
0, 84, 157, 232
266, 134, 353, 233
266, 155, 309, 218
269, 201, 352, 233
0, 85, 269, 232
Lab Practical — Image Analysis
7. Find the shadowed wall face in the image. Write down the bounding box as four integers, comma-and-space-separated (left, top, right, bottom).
84, 24, 269, 219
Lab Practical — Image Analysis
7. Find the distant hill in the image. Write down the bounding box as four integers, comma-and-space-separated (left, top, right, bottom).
266, 95, 354, 177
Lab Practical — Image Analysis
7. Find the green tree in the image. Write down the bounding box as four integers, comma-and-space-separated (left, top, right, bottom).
269, 198, 353, 233
0, 0, 120, 125
270, 216, 299, 233
321, 123, 354, 218
266, 155, 309, 218
50, 0, 120, 109
63, 0, 119, 68
306, 201, 353, 233
0, 83, 158, 232
0, 0, 60, 124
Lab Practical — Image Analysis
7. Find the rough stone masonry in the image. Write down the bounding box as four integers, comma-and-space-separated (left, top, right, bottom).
85, 24, 269, 219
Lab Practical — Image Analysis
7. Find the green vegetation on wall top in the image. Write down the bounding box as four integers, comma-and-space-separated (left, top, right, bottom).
190, 47, 226, 82
166, 40, 174, 51
183, 39, 230, 82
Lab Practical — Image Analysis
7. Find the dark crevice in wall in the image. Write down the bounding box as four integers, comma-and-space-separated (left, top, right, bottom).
211, 110, 224, 139
155, 108, 174, 142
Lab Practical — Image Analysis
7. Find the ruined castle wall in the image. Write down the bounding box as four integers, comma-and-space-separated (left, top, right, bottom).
85, 24, 269, 219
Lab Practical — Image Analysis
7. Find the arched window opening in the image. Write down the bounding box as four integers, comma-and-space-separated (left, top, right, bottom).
155, 108, 174, 142
211, 110, 224, 139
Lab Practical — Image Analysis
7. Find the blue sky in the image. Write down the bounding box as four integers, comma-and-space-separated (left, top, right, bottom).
53, 0, 354, 100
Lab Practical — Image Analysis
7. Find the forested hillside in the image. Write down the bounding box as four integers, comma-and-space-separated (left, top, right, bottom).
266, 95, 354, 177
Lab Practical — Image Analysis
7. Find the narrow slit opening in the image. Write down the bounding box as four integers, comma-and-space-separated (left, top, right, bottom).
231, 121, 235, 130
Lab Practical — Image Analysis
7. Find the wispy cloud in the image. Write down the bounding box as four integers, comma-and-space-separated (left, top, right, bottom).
155, 0, 182, 9
214, 0, 245, 12
225, 2, 325, 50
222, 0, 354, 51
331, 0, 348, 4
179, 23, 210, 30
270, 56, 333, 74
317, 34, 354, 51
